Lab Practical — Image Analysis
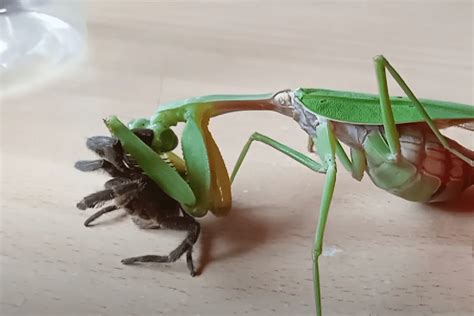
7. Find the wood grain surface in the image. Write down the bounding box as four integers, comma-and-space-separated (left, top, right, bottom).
1, 1, 473, 315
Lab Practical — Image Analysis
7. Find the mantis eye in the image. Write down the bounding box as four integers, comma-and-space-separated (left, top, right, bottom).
127, 118, 178, 152
128, 118, 150, 129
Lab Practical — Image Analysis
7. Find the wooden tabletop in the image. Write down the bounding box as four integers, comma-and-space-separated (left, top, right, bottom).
1, 1, 473, 315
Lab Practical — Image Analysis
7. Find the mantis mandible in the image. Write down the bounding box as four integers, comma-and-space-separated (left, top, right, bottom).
96, 56, 473, 315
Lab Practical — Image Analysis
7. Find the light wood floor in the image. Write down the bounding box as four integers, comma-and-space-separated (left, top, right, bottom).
1, 1, 472, 315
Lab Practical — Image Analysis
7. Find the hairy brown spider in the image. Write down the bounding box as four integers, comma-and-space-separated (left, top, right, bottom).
75, 129, 200, 276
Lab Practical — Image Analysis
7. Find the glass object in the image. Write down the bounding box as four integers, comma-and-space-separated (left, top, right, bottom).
0, 0, 86, 95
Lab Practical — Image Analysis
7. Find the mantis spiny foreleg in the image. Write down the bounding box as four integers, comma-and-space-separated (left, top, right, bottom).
374, 55, 473, 166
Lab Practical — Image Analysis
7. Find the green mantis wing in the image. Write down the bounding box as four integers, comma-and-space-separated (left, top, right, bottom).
296, 89, 474, 125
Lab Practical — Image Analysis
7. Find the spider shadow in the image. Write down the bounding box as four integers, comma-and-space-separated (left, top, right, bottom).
196, 203, 299, 275
79, 202, 300, 276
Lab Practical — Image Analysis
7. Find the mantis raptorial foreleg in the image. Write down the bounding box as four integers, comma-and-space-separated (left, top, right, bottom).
181, 112, 232, 217
230, 132, 327, 183
374, 55, 473, 166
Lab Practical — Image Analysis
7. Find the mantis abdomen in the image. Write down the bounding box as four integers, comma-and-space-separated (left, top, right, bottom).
333, 122, 473, 202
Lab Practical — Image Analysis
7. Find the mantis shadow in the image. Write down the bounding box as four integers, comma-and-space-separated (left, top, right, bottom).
196, 203, 300, 275
428, 186, 474, 213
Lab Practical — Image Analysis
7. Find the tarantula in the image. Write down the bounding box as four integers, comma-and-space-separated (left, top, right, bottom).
75, 129, 200, 276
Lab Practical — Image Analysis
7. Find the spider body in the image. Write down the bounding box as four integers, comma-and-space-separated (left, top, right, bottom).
75, 129, 200, 276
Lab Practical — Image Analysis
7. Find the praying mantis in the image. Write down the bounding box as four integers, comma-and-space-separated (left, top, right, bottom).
93, 56, 473, 315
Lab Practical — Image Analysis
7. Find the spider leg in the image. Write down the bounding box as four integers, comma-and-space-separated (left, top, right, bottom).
84, 205, 119, 227
86, 136, 128, 172
121, 214, 201, 276
77, 134, 153, 178
74, 135, 128, 177
78, 129, 155, 175
76, 188, 116, 210
104, 177, 132, 189
75, 159, 125, 177
76, 180, 142, 210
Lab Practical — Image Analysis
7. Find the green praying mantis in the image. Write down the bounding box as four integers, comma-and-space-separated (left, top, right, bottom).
98, 56, 473, 315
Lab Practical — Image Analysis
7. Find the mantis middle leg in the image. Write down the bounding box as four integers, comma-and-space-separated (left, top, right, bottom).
374, 55, 473, 166
230, 127, 338, 316
312, 122, 338, 316
230, 132, 326, 183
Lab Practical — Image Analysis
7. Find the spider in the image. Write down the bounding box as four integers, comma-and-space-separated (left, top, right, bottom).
75, 129, 200, 276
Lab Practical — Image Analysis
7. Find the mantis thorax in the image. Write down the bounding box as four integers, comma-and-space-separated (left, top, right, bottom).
290, 91, 322, 138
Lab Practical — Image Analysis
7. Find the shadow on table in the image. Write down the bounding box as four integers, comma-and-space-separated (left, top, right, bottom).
428, 186, 474, 213
196, 204, 301, 275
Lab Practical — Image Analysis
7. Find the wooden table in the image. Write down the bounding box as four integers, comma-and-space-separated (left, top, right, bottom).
2, 1, 472, 315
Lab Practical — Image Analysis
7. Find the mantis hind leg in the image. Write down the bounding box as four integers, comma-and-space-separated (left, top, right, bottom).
374, 55, 473, 166
335, 140, 366, 181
